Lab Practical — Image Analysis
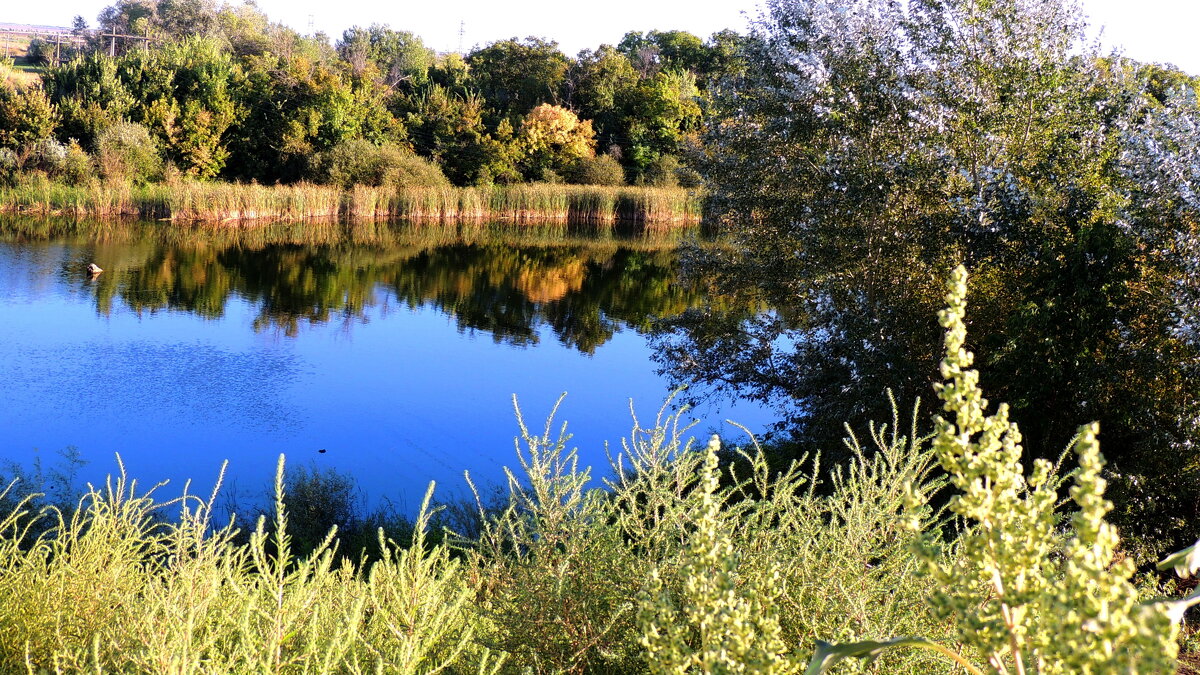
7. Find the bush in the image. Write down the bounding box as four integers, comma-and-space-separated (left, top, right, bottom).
23, 138, 93, 184
310, 139, 449, 188
567, 153, 625, 186
467, 394, 945, 673
0, 148, 17, 186
25, 39, 52, 67
61, 140, 95, 185
807, 266, 1198, 674
0, 86, 56, 152
642, 154, 680, 187
95, 122, 162, 184
674, 163, 703, 188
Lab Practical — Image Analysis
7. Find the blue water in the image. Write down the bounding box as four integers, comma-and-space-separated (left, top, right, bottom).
0, 221, 774, 511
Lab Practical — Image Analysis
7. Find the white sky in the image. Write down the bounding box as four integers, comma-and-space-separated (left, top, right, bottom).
8, 0, 1200, 74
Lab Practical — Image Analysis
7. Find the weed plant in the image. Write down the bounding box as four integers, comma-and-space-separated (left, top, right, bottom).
0, 393, 952, 674
0, 457, 499, 673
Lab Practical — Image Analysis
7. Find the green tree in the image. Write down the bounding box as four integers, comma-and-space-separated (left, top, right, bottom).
567, 45, 639, 152
338, 25, 435, 91
44, 54, 136, 145
225, 53, 397, 182
398, 84, 511, 185
617, 30, 707, 77
0, 86, 56, 151
466, 37, 569, 116
96, 0, 221, 43
620, 68, 700, 179
45, 38, 238, 178
655, 0, 1200, 553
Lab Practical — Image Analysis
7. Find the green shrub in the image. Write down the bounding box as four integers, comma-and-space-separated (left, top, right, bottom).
60, 139, 95, 185
21, 138, 94, 184
567, 153, 626, 186
641, 154, 680, 188
0, 148, 16, 186
807, 265, 1199, 674
310, 139, 449, 188
0, 86, 56, 152
95, 121, 162, 184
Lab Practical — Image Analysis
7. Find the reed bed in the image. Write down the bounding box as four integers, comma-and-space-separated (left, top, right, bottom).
0, 181, 145, 217
166, 181, 343, 222
0, 181, 703, 225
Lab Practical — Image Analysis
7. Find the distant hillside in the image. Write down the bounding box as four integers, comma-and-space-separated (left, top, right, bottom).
0, 22, 73, 34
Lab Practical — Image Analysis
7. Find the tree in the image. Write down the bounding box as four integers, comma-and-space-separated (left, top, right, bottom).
516, 103, 596, 181
619, 68, 700, 179
0, 87, 56, 151
617, 30, 707, 77
566, 45, 639, 152
655, 0, 1200, 553
96, 0, 220, 43
45, 38, 239, 178
337, 25, 434, 91
45, 53, 137, 145
466, 37, 569, 116
225, 53, 396, 182
398, 84, 498, 185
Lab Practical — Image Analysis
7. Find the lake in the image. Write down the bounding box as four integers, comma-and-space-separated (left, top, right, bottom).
0, 217, 773, 512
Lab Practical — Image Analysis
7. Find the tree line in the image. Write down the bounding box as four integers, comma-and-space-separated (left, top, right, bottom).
2, 0, 749, 188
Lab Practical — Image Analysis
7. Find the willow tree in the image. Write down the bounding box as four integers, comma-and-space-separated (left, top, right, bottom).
656, 0, 1200, 553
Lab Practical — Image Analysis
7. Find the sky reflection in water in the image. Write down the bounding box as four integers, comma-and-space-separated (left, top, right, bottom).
0, 219, 773, 510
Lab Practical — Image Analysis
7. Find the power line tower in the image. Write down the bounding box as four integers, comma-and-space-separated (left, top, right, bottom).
308, 14, 315, 36
458, 20, 465, 53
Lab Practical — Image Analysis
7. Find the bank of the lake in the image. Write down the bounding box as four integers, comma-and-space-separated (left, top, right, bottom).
0, 180, 702, 224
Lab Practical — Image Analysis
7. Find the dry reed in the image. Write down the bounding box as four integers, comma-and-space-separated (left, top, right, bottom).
0, 181, 702, 225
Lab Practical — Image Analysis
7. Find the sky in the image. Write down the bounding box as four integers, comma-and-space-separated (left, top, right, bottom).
6, 0, 1200, 74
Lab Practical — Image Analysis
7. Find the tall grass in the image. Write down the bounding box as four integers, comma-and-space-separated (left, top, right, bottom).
0, 394, 957, 673
0, 180, 702, 225
0, 458, 501, 674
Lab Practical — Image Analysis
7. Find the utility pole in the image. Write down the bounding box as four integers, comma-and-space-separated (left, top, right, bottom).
109, 30, 115, 57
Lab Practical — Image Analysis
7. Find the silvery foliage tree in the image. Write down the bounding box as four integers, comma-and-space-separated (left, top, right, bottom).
1121, 88, 1200, 337
657, 0, 1200, 549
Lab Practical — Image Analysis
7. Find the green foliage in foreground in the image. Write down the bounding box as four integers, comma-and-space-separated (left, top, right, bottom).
808, 267, 1200, 675
0, 268, 1195, 673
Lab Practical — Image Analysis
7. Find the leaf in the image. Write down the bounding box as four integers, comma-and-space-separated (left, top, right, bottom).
1161, 590, 1200, 625
804, 637, 984, 675
1156, 538, 1200, 578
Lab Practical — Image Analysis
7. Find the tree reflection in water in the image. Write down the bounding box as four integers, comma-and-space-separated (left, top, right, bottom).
0, 218, 723, 353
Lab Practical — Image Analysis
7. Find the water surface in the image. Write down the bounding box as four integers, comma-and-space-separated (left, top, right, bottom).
0, 218, 771, 509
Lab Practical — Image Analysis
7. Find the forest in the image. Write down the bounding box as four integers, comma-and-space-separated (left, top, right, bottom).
1, 0, 744, 190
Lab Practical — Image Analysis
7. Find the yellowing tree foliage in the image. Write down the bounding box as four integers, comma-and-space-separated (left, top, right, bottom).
518, 103, 596, 180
